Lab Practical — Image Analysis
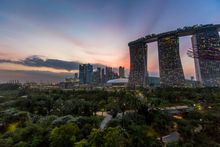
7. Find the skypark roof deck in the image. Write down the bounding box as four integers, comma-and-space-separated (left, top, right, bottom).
129, 24, 220, 45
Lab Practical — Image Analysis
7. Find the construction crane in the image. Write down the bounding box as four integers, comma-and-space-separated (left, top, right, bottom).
187, 47, 220, 60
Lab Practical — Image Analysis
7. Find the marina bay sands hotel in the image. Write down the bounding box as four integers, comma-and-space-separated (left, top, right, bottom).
129, 24, 220, 88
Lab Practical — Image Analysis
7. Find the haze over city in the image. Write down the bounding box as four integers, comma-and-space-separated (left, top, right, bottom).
0, 0, 220, 82
1, 1, 220, 146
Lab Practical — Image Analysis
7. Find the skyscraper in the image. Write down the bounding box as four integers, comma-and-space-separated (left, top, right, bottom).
79, 64, 93, 84
93, 67, 101, 84
105, 66, 113, 81
119, 66, 125, 78
158, 35, 185, 87
128, 40, 148, 88
101, 68, 105, 83
192, 27, 220, 87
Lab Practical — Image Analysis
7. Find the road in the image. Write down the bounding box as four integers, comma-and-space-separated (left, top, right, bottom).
99, 113, 112, 129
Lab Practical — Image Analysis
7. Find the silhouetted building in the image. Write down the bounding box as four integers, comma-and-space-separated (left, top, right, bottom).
101, 68, 105, 83
93, 67, 101, 84
112, 72, 119, 79
105, 67, 113, 81
119, 66, 125, 78
79, 64, 93, 84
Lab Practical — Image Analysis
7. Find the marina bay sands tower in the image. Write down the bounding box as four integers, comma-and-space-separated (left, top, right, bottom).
129, 39, 148, 88
157, 35, 185, 87
129, 24, 220, 88
192, 26, 220, 87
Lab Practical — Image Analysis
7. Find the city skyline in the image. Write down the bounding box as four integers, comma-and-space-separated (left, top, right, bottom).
0, 0, 220, 82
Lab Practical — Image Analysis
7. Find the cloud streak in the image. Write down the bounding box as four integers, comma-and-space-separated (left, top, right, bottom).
0, 55, 108, 71
0, 55, 77, 71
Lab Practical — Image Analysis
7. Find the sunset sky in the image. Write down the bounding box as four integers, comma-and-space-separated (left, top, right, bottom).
0, 0, 220, 82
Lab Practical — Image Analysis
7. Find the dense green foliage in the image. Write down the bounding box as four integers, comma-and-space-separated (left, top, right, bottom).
0, 87, 220, 146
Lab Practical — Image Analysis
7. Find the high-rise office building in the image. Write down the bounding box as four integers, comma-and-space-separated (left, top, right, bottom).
79, 64, 93, 84
112, 72, 119, 79
105, 67, 113, 81
192, 27, 220, 87
119, 66, 125, 78
101, 68, 105, 83
93, 67, 101, 84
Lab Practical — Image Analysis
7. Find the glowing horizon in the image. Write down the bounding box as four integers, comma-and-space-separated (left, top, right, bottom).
0, 0, 220, 81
